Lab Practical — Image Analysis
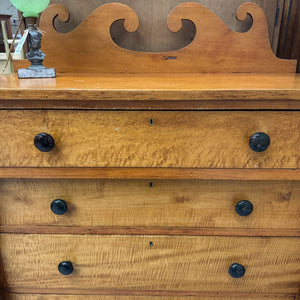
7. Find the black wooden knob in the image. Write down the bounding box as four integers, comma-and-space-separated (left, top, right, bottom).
58, 261, 73, 275
235, 200, 253, 216
34, 133, 55, 152
249, 132, 270, 152
229, 263, 246, 278
51, 199, 68, 215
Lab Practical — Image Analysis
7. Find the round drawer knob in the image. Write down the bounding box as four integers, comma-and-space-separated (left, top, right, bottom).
58, 261, 73, 276
34, 133, 55, 152
249, 132, 270, 152
235, 200, 253, 216
51, 199, 68, 215
229, 263, 246, 278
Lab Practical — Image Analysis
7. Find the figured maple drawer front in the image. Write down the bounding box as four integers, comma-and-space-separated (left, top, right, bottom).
1, 235, 300, 293
1, 179, 300, 230
9, 295, 295, 300
0, 110, 299, 168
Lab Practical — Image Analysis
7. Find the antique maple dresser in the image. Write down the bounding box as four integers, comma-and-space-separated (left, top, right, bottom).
0, 2, 300, 300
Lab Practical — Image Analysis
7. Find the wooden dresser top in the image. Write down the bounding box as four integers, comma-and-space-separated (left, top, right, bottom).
1, 73, 300, 101
3, 2, 299, 108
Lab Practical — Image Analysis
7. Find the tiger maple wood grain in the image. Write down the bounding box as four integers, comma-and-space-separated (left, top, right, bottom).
0, 111, 299, 168
1, 235, 300, 293
0, 179, 299, 230
9, 294, 295, 300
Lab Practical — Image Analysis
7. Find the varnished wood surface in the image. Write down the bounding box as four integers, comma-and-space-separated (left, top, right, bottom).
1, 235, 300, 293
49, 0, 281, 53
2, 226, 300, 237
0, 111, 299, 169
1, 99, 300, 110
1, 168, 300, 181
6, 290, 299, 298
1, 73, 300, 101
0, 179, 299, 231
8, 291, 298, 298
17, 2, 295, 73
9, 293, 296, 299
1, 3, 298, 298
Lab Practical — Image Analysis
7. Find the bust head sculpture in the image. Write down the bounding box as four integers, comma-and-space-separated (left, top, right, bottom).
26, 29, 46, 66
29, 29, 42, 51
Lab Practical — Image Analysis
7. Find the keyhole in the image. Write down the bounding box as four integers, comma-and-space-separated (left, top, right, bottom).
149, 182, 153, 187
149, 241, 153, 247
149, 119, 153, 126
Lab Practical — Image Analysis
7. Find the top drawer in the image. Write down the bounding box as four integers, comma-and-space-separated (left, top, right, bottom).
0, 111, 299, 168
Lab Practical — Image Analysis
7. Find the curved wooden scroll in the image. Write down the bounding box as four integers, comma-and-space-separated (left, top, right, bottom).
16, 2, 297, 73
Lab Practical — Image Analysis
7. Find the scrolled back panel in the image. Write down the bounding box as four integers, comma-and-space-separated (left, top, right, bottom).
49, 0, 279, 53
15, 2, 296, 73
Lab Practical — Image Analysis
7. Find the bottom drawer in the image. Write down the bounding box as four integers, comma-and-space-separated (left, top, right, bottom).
9, 295, 296, 300
1, 235, 300, 294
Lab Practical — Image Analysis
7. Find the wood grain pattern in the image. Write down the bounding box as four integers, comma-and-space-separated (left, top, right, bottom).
0, 111, 299, 169
6, 289, 299, 298
2, 226, 300, 237
1, 2, 299, 297
14, 2, 296, 73
1, 235, 300, 293
0, 179, 299, 231
1, 99, 300, 111
2, 73, 300, 102
1, 168, 300, 181
8, 293, 296, 300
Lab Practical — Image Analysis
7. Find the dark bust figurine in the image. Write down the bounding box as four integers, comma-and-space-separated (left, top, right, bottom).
17, 27, 56, 78
26, 29, 46, 69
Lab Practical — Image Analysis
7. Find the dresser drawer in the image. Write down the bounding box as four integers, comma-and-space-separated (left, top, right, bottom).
2, 235, 300, 293
9, 294, 296, 300
0, 111, 299, 168
1, 179, 299, 230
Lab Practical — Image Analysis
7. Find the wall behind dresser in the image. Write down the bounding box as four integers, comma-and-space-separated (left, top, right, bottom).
49, 0, 283, 53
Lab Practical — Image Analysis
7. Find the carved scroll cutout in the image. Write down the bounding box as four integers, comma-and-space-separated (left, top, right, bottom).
16, 2, 296, 73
